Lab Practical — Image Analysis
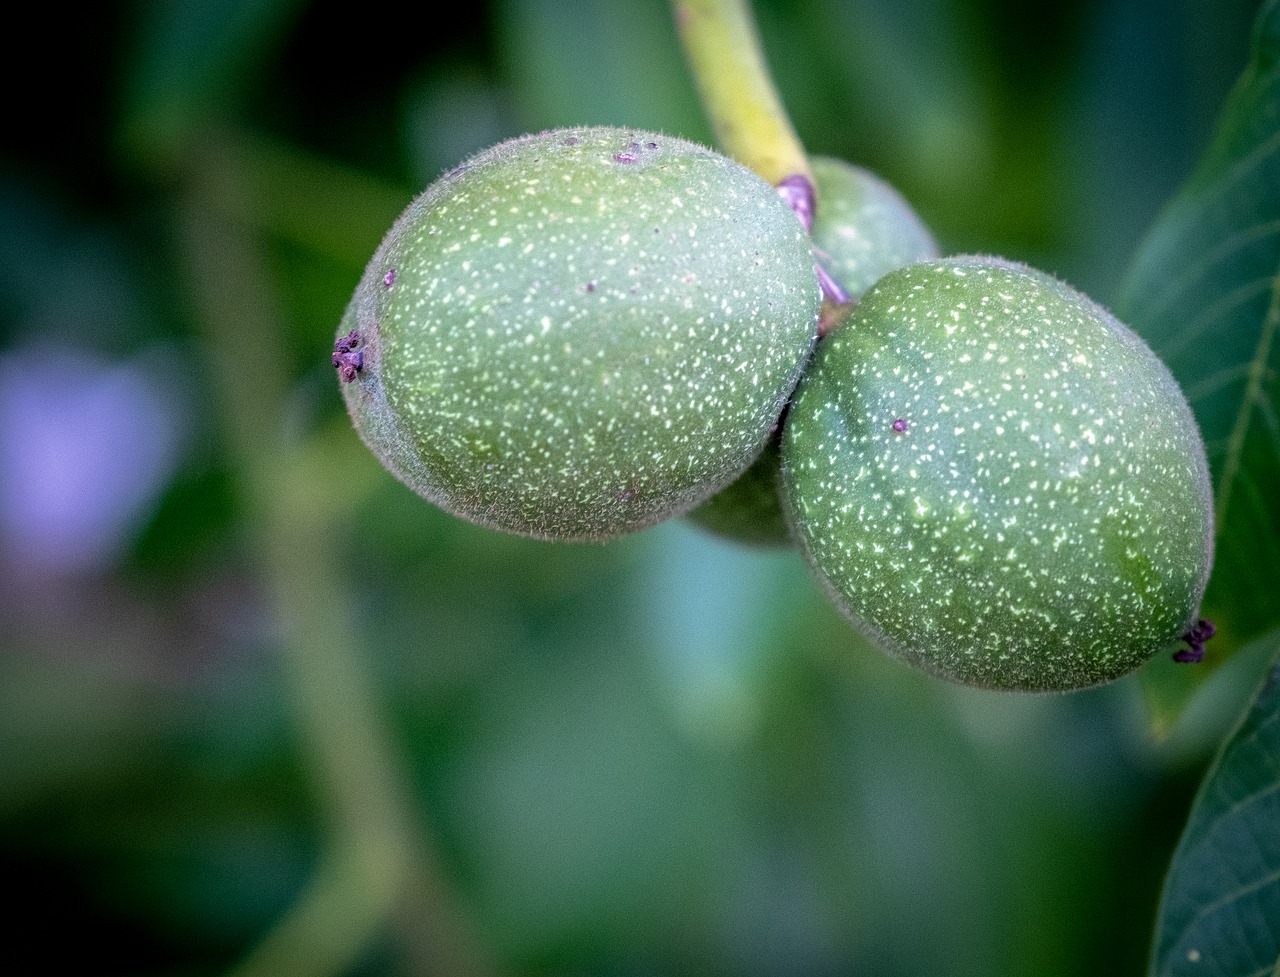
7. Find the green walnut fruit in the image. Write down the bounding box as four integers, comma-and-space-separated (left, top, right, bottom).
688, 156, 938, 546
337, 127, 820, 541
782, 256, 1214, 692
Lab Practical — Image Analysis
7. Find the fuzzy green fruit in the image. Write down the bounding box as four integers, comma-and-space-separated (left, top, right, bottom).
338, 127, 820, 541
782, 257, 1214, 692
689, 157, 938, 546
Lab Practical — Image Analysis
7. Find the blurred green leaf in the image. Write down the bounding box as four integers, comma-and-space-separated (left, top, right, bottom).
121, 0, 308, 169
1148, 644, 1280, 977
1117, 0, 1280, 722
201, 134, 409, 268
496, 0, 712, 141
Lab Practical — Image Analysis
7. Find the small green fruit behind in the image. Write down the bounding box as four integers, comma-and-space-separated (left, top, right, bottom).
782, 257, 1214, 692
338, 127, 820, 541
685, 435, 790, 546
688, 157, 938, 547
810, 156, 939, 299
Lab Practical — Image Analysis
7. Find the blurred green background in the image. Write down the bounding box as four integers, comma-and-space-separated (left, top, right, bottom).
0, 0, 1267, 974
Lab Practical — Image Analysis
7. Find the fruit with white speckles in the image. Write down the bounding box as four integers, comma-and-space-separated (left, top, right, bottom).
337, 127, 821, 541
689, 157, 938, 547
782, 256, 1214, 691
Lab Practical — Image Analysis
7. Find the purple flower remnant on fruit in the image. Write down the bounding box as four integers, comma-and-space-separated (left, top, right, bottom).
817, 263, 850, 306
1173, 618, 1216, 663
332, 330, 363, 383
776, 174, 816, 233
892, 418, 908, 434
383, 269, 396, 289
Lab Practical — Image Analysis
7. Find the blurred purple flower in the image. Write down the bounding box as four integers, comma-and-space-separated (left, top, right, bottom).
0, 347, 186, 575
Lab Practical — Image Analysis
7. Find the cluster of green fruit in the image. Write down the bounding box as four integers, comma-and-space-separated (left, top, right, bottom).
335, 126, 1214, 693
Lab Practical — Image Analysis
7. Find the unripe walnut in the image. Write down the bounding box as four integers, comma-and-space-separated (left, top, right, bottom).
337, 127, 820, 541
782, 257, 1214, 692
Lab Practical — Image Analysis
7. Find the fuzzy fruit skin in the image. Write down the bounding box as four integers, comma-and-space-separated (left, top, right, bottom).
339, 127, 820, 541
782, 257, 1214, 692
689, 157, 938, 546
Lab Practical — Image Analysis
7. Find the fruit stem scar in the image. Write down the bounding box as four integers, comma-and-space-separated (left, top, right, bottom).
332, 329, 363, 383
1173, 618, 1216, 663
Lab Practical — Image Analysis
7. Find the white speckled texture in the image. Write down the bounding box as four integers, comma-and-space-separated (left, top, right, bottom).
339, 127, 820, 541
782, 256, 1214, 691
691, 158, 938, 547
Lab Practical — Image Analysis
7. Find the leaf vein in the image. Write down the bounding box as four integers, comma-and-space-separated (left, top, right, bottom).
1215, 265, 1280, 530
1178, 865, 1280, 936
1186, 366, 1250, 406
1161, 276, 1276, 362
1145, 220, 1280, 328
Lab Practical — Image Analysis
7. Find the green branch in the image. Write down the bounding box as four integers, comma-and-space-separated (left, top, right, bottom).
179, 134, 495, 977
672, 0, 812, 190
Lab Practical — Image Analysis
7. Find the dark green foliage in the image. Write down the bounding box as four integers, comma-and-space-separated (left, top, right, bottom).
1148, 651, 1280, 977
1118, 0, 1280, 716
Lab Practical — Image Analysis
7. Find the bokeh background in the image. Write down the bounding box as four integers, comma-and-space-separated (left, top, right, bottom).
0, 0, 1269, 974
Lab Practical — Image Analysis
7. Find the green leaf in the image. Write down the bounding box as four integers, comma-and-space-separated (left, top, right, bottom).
120, 0, 307, 169
1117, 0, 1280, 719
1148, 645, 1280, 977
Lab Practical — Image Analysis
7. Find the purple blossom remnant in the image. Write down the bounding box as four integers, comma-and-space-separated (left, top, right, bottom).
892, 418, 908, 434
1173, 618, 1216, 663
775, 174, 816, 233
332, 330, 363, 383
383, 268, 396, 288
816, 263, 850, 308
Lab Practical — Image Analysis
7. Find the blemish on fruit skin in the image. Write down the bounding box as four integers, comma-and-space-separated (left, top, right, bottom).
1173, 618, 1216, 663
383, 269, 396, 288
614, 152, 638, 164
892, 418, 908, 434
782, 258, 1213, 691
332, 329, 363, 382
